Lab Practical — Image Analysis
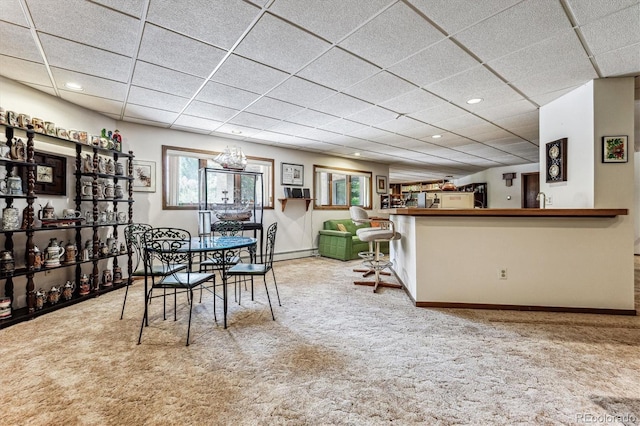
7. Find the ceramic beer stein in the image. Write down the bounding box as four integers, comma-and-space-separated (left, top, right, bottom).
81, 181, 93, 198
79, 274, 90, 295
0, 250, 15, 274
33, 245, 43, 270
115, 162, 124, 176
113, 266, 122, 285
35, 289, 46, 310
64, 241, 77, 263
102, 269, 113, 287
114, 184, 124, 199
44, 238, 65, 268
1, 206, 20, 231
61, 280, 75, 301
38, 201, 56, 220
47, 286, 61, 304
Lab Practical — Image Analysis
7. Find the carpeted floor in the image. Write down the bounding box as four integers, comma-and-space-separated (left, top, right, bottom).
1, 256, 639, 425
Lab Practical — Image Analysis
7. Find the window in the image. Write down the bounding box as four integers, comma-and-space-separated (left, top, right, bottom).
314, 165, 371, 209
162, 145, 274, 210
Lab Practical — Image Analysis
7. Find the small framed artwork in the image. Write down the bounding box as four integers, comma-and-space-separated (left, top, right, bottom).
376, 175, 388, 194
281, 162, 304, 186
602, 135, 628, 163
21, 152, 67, 195
545, 138, 567, 183
132, 159, 156, 192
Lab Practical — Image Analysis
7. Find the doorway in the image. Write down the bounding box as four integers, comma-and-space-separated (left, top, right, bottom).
521, 172, 540, 208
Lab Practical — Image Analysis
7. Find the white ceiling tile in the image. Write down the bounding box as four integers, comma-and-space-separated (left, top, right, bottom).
310, 93, 372, 116
493, 110, 539, 129
211, 54, 289, 93
138, 24, 227, 78
132, 61, 205, 98
0, 22, 43, 62
269, 0, 393, 42
300, 128, 342, 142
0, 55, 51, 86
378, 89, 446, 115
348, 126, 396, 140
91, 0, 146, 18
267, 121, 314, 135
579, 4, 640, 54
454, 0, 571, 62
393, 124, 442, 139
0, 0, 28, 26
567, 0, 638, 25
245, 97, 304, 120
39, 34, 131, 82
173, 115, 223, 131
228, 112, 281, 130
595, 43, 640, 77
127, 86, 189, 112
346, 106, 399, 126
285, 109, 338, 127
214, 124, 262, 138
388, 38, 479, 87
266, 77, 336, 107
183, 100, 239, 122
147, 0, 258, 50
425, 66, 505, 104
431, 114, 488, 132
58, 93, 123, 119
320, 118, 367, 135
529, 85, 582, 106
339, 2, 444, 68
170, 124, 212, 134
195, 81, 260, 110
27, 0, 140, 56
235, 13, 330, 73
343, 71, 416, 104
407, 0, 520, 34
297, 47, 380, 91
475, 99, 538, 122
409, 102, 467, 124
512, 59, 598, 98
20, 82, 56, 96
51, 67, 127, 101
373, 116, 424, 133
124, 104, 178, 123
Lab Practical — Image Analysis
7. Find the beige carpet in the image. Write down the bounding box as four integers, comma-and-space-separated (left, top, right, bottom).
1, 257, 639, 425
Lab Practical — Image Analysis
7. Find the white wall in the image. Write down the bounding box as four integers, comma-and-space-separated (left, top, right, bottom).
454, 163, 540, 208
539, 81, 595, 208
635, 151, 640, 255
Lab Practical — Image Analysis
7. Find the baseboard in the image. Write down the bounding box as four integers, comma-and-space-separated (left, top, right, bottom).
414, 301, 636, 316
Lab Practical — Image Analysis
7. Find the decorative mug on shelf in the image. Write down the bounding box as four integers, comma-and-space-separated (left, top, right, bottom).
61, 281, 75, 301
47, 286, 61, 305
62, 209, 81, 219
35, 289, 46, 310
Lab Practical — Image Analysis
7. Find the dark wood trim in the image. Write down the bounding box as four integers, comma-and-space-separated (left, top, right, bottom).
385, 208, 628, 217
414, 301, 636, 316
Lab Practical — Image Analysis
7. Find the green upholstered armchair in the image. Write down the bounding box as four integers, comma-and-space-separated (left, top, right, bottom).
318, 219, 389, 261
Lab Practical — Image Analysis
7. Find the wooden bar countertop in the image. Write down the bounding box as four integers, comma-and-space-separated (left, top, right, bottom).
382, 208, 628, 218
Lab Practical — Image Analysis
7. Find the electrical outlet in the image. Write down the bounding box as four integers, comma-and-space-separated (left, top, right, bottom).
546, 196, 553, 205
498, 268, 507, 280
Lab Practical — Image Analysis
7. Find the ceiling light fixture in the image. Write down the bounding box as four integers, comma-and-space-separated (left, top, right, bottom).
354, 152, 361, 156
64, 82, 84, 91
432, 134, 442, 139
230, 130, 242, 134
466, 98, 483, 104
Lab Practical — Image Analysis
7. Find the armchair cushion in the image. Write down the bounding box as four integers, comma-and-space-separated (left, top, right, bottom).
318, 218, 388, 261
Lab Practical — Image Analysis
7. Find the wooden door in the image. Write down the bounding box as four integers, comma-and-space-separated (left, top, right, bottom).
521, 172, 540, 208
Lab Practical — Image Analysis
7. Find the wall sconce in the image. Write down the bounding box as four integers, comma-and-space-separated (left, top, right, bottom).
502, 172, 516, 187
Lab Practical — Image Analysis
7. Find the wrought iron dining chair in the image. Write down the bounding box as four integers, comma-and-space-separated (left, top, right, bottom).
138, 227, 215, 346
120, 223, 188, 320
226, 222, 280, 320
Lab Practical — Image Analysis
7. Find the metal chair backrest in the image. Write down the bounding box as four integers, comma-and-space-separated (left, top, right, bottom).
213, 220, 243, 237
264, 222, 277, 272
142, 228, 192, 285
349, 206, 370, 225
124, 223, 152, 272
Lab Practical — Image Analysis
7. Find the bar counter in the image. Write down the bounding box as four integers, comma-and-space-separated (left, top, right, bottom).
385, 207, 635, 315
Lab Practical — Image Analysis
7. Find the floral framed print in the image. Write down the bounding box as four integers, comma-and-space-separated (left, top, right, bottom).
132, 159, 156, 192
602, 135, 628, 163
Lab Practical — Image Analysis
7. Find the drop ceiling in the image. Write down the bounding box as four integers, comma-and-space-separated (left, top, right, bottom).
0, 0, 638, 183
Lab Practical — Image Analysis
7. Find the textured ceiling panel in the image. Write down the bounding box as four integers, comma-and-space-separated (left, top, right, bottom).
59, 91, 123, 115
284, 109, 338, 128
346, 106, 399, 126
339, 2, 444, 68
51, 68, 127, 101
392, 124, 442, 140
431, 113, 489, 132
379, 89, 446, 115
39, 34, 132, 82
512, 59, 598, 98
299, 128, 341, 142
0, 22, 43, 62
267, 120, 314, 136
425, 66, 506, 104
0, 0, 28, 27
183, 100, 239, 122
297, 47, 379, 91
91, 0, 146, 18
245, 97, 305, 120
195, 81, 260, 110
269, 0, 392, 42
211, 54, 288, 94
455, 0, 570, 62
146, 0, 258, 50
343, 71, 416, 105
310, 93, 372, 117
172, 115, 223, 132
409, 103, 468, 124
213, 124, 262, 138
266, 77, 336, 107
454, 83, 525, 113
578, 4, 640, 54
373, 116, 425, 133
319, 118, 367, 135
228, 111, 281, 130
127, 86, 189, 112
475, 99, 539, 123
235, 13, 330, 73
0, 55, 51, 87
137, 24, 227, 78
131, 61, 205, 98
566, 0, 638, 25
26, 0, 140, 56
595, 43, 640, 76
124, 104, 179, 123
388, 38, 479, 87
347, 126, 396, 141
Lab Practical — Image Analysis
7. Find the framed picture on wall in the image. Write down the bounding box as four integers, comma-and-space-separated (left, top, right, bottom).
281, 162, 303, 186
602, 135, 628, 163
376, 175, 388, 194
132, 159, 156, 192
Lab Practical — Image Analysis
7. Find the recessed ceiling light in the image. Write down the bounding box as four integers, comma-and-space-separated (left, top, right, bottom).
432, 134, 442, 139
64, 82, 84, 91
466, 98, 483, 104
354, 152, 360, 156
230, 129, 242, 134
